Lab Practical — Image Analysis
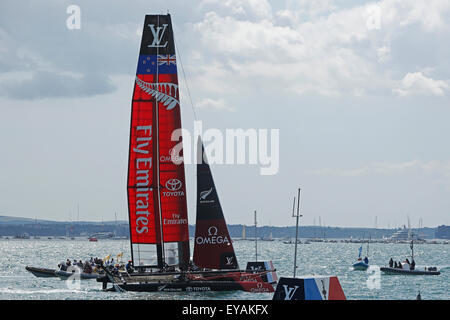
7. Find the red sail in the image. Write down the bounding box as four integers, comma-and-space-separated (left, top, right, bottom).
127, 14, 189, 268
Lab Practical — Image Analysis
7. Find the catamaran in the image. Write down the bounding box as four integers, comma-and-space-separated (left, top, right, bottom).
97, 14, 277, 293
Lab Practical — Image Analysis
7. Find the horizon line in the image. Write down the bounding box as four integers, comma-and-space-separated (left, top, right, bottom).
0, 215, 445, 229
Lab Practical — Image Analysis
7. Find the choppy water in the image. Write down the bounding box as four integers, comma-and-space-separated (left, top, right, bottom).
0, 238, 448, 300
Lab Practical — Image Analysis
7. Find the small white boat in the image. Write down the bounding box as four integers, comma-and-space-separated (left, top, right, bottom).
352, 260, 369, 271
352, 239, 370, 271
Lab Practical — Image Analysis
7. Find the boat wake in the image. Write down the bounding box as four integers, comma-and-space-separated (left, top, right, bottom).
0, 288, 87, 295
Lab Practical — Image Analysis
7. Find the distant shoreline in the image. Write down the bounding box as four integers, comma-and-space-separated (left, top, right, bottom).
1, 215, 448, 240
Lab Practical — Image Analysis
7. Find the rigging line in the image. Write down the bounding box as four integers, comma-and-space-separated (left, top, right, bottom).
173, 31, 199, 122
173, 26, 202, 185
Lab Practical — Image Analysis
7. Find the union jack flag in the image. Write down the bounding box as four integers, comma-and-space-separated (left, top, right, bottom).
158, 54, 176, 66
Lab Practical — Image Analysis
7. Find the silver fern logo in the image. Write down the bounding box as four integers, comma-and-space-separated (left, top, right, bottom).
200, 188, 213, 200
135, 76, 179, 110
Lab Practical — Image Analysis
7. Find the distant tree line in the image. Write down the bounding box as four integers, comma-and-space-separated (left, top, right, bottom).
0, 221, 440, 239
224, 225, 437, 239
0, 223, 129, 238
435, 225, 450, 239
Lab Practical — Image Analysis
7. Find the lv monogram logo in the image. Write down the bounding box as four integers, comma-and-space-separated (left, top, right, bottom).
148, 24, 168, 48
282, 285, 299, 300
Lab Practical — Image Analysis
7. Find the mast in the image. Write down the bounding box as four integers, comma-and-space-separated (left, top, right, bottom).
319, 216, 322, 239
114, 212, 117, 237
153, 14, 165, 268
293, 188, 302, 277
254, 210, 258, 261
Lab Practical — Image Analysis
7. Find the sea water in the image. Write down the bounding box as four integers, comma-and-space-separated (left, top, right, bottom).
0, 238, 448, 300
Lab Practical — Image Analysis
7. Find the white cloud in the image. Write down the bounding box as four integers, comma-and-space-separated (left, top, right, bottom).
200, 0, 273, 20
397, 0, 450, 31
394, 72, 449, 97
196, 97, 235, 112
192, 9, 379, 97
2, 0, 450, 100
313, 166, 370, 177
376, 46, 390, 62
188, 0, 450, 99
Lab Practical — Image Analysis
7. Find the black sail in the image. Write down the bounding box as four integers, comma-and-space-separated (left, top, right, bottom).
193, 140, 239, 270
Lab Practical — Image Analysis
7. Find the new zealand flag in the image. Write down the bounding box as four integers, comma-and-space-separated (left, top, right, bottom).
136, 55, 177, 75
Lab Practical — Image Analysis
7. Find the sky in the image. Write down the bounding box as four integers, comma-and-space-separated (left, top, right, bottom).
0, 0, 450, 228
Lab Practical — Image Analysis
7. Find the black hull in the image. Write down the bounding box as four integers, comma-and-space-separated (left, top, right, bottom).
380, 267, 440, 275
98, 266, 276, 293
55, 270, 101, 280
108, 280, 250, 292
97, 270, 228, 284
97, 268, 276, 284
25, 266, 57, 278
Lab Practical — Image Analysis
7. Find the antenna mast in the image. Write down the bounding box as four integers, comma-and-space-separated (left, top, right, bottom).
293, 188, 302, 277
254, 210, 258, 261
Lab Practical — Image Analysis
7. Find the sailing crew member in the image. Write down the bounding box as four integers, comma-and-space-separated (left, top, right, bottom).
410, 259, 415, 270
363, 256, 369, 264
84, 261, 92, 274
389, 258, 394, 268
113, 264, 120, 275
404, 259, 410, 270
58, 261, 67, 271
126, 261, 134, 273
